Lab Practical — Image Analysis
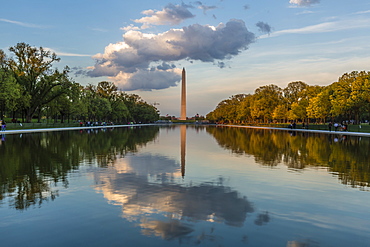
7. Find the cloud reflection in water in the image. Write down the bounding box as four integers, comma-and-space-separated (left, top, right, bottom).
94, 153, 256, 241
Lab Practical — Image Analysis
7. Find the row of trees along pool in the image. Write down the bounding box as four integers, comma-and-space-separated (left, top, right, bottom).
207, 71, 370, 125
0, 43, 159, 124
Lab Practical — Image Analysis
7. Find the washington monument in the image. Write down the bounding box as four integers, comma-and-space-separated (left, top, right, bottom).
180, 68, 186, 120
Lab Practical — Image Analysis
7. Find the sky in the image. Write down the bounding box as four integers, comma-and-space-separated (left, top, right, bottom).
1, 0, 370, 117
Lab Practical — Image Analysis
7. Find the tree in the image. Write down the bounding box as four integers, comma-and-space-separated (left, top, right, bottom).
5, 43, 72, 122
346, 71, 370, 123
237, 94, 253, 123
250, 85, 283, 123
272, 104, 288, 123
205, 94, 246, 124
283, 81, 308, 106
0, 50, 23, 119
96, 81, 130, 123
68, 82, 87, 121
307, 87, 332, 122
123, 94, 159, 123
288, 85, 322, 122
111, 91, 130, 123
0, 69, 23, 119
97, 81, 118, 100
328, 71, 370, 123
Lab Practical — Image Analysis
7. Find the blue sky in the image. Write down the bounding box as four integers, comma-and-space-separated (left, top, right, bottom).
1, 0, 370, 117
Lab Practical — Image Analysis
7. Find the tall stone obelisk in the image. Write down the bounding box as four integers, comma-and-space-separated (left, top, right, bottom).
180, 68, 186, 120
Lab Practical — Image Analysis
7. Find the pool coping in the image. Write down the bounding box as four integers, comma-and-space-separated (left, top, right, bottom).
1, 123, 370, 137
0, 124, 155, 135
220, 124, 370, 137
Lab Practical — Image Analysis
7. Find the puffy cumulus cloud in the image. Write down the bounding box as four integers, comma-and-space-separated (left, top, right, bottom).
87, 19, 255, 91
256, 21, 272, 34
133, 3, 195, 29
120, 24, 140, 32
121, 69, 181, 91
289, 0, 320, 7
194, 1, 217, 14
155, 62, 176, 71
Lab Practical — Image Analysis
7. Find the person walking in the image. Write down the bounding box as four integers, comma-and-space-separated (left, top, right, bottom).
1, 120, 6, 131
334, 122, 338, 131
328, 122, 332, 132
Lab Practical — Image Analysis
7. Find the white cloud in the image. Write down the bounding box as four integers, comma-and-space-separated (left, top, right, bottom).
45, 48, 91, 57
261, 17, 370, 38
295, 10, 315, 15
113, 68, 182, 91
355, 10, 370, 15
87, 19, 255, 91
133, 3, 195, 29
90, 28, 109, 32
289, 0, 320, 7
0, 18, 47, 28
120, 24, 140, 32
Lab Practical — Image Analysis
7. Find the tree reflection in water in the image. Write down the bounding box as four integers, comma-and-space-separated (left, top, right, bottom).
2, 125, 370, 246
207, 126, 370, 189
0, 125, 266, 244
0, 126, 160, 210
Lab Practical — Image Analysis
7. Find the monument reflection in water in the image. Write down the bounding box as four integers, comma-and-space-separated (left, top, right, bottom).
0, 125, 370, 247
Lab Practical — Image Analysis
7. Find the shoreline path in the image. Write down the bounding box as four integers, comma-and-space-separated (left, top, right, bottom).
1, 124, 370, 137
223, 124, 370, 137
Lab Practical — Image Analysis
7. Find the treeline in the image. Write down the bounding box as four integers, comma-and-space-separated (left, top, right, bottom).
0, 42, 159, 123
207, 71, 370, 124
207, 126, 370, 188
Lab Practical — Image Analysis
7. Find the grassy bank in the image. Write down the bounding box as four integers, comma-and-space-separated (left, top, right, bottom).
2, 121, 80, 130
2, 118, 370, 133
255, 123, 370, 133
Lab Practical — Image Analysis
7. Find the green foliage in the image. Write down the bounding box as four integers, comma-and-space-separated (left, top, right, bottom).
273, 104, 288, 122
0, 69, 22, 114
0, 43, 160, 124
2, 43, 72, 122
123, 93, 159, 123
207, 94, 248, 123
207, 71, 370, 124
251, 85, 283, 122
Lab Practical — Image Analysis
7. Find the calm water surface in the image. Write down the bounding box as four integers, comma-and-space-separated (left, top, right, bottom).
0, 125, 369, 247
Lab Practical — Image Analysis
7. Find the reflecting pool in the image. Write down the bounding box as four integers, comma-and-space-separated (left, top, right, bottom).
1, 125, 370, 247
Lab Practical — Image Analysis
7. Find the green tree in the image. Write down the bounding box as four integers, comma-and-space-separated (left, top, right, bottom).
5, 43, 71, 122
307, 87, 332, 122
206, 94, 246, 124
97, 81, 118, 100
283, 81, 308, 106
272, 104, 288, 123
0, 69, 23, 119
346, 71, 370, 123
123, 94, 159, 123
288, 85, 322, 122
111, 91, 130, 123
237, 94, 253, 123
96, 81, 130, 123
0, 50, 24, 119
68, 82, 87, 121
250, 85, 283, 123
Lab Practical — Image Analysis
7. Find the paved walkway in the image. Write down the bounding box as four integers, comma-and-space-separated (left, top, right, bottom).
1, 124, 370, 137
0, 124, 154, 135
221, 124, 370, 137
